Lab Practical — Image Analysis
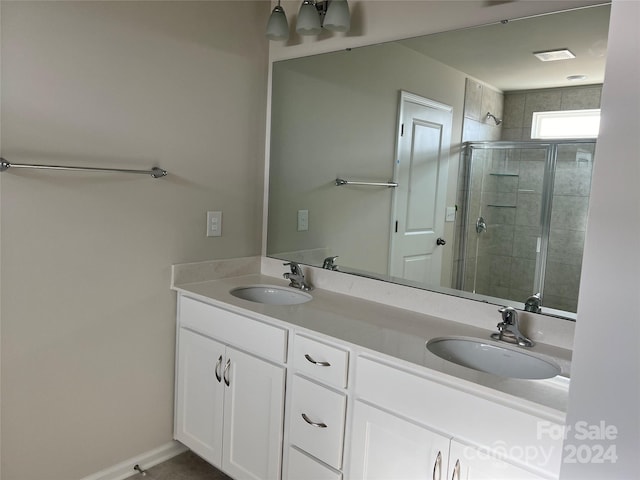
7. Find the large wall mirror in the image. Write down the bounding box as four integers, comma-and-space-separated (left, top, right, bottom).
267, 4, 611, 320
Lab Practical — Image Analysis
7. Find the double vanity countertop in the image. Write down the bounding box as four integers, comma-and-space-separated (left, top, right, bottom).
172, 261, 572, 420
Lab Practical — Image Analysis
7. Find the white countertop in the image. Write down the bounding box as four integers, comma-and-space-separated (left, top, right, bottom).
172, 271, 571, 419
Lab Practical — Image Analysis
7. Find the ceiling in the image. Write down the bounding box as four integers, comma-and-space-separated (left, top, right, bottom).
399, 4, 611, 91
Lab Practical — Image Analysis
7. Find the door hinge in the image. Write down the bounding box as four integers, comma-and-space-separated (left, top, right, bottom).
395, 221, 398, 233
400, 124, 404, 136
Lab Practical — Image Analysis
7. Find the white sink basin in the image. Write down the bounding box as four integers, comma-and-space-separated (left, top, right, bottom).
229, 284, 312, 305
426, 336, 561, 379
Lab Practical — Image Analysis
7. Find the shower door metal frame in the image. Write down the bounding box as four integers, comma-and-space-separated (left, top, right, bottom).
458, 139, 595, 302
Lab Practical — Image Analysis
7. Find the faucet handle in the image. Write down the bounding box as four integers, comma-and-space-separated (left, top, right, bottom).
322, 256, 339, 270
283, 261, 302, 275
498, 306, 517, 325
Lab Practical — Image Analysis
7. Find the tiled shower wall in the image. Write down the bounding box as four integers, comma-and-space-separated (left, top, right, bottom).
502, 85, 602, 140
454, 84, 601, 313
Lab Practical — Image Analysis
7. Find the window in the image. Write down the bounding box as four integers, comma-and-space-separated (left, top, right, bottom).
531, 109, 601, 139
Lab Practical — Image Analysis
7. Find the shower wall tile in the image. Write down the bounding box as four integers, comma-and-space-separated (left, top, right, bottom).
523, 90, 563, 128
491, 255, 514, 288
548, 228, 586, 265
512, 225, 541, 260
515, 192, 542, 227
483, 174, 518, 194
484, 204, 516, 226
501, 128, 524, 141
554, 151, 594, 196
510, 287, 537, 305
464, 78, 483, 120
560, 86, 602, 110
517, 157, 545, 192
477, 224, 514, 256
544, 260, 582, 299
482, 87, 504, 124
510, 257, 537, 292
543, 293, 578, 314
550, 195, 590, 231
502, 93, 526, 128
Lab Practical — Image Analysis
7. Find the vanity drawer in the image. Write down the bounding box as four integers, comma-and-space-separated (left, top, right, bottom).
179, 295, 287, 363
293, 334, 349, 388
287, 447, 342, 480
289, 375, 347, 469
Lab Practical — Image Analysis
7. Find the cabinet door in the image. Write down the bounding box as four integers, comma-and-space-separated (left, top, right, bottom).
222, 346, 286, 480
175, 328, 226, 467
348, 401, 450, 480
449, 440, 548, 480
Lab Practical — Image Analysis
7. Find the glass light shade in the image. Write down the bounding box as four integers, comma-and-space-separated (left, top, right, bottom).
296, 1, 322, 35
266, 5, 289, 41
323, 0, 350, 32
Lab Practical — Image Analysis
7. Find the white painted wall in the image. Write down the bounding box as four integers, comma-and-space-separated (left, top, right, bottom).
561, 1, 640, 477
0, 2, 268, 479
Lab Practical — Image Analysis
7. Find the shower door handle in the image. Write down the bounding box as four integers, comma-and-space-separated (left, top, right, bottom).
436, 238, 446, 246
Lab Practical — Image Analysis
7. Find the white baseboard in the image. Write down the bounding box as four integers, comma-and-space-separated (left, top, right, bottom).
80, 440, 188, 480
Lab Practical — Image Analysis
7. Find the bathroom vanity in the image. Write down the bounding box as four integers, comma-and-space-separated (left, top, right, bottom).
171, 258, 571, 480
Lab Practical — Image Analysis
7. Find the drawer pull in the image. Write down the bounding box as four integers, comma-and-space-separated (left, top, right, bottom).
215, 355, 223, 383
304, 354, 331, 367
223, 359, 231, 386
451, 459, 460, 480
301, 413, 327, 428
433, 451, 442, 480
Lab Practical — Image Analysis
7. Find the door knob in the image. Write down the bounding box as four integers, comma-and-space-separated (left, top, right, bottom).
436, 237, 446, 246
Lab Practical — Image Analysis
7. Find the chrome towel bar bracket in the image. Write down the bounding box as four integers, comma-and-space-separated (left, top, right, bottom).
0, 158, 167, 179
335, 177, 398, 188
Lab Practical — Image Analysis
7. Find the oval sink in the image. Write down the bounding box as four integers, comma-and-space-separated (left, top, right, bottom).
426, 336, 561, 379
229, 284, 312, 305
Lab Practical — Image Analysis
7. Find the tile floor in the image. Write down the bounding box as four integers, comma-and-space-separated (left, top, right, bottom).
125, 451, 232, 480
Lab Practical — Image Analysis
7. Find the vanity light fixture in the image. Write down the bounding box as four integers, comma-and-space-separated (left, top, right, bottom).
266, 0, 290, 41
533, 48, 576, 62
266, 0, 351, 41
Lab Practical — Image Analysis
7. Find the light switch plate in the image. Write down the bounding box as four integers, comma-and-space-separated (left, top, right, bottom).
207, 211, 222, 237
297, 209, 309, 232
445, 206, 456, 222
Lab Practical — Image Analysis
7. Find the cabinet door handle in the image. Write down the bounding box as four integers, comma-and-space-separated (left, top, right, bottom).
215, 355, 223, 383
432, 451, 442, 480
223, 359, 231, 387
304, 354, 331, 367
301, 413, 327, 428
451, 459, 460, 480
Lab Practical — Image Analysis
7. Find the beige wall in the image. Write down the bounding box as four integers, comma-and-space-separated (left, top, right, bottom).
0, 2, 268, 479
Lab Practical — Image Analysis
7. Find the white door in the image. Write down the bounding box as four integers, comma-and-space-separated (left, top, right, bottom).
448, 440, 545, 480
390, 92, 452, 285
222, 346, 286, 480
348, 401, 451, 480
175, 328, 226, 467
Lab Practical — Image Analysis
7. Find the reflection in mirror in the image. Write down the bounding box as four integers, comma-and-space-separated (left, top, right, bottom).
267, 4, 610, 320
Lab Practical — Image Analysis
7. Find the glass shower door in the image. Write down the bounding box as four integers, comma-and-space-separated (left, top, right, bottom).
478, 144, 548, 301
542, 142, 595, 312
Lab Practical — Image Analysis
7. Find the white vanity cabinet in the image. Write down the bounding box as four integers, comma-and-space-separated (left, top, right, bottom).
349, 400, 450, 479
349, 355, 564, 480
175, 296, 287, 480
173, 285, 567, 480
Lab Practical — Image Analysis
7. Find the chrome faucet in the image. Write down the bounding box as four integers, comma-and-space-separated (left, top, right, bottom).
524, 293, 542, 313
322, 256, 339, 271
283, 262, 313, 291
490, 306, 534, 347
